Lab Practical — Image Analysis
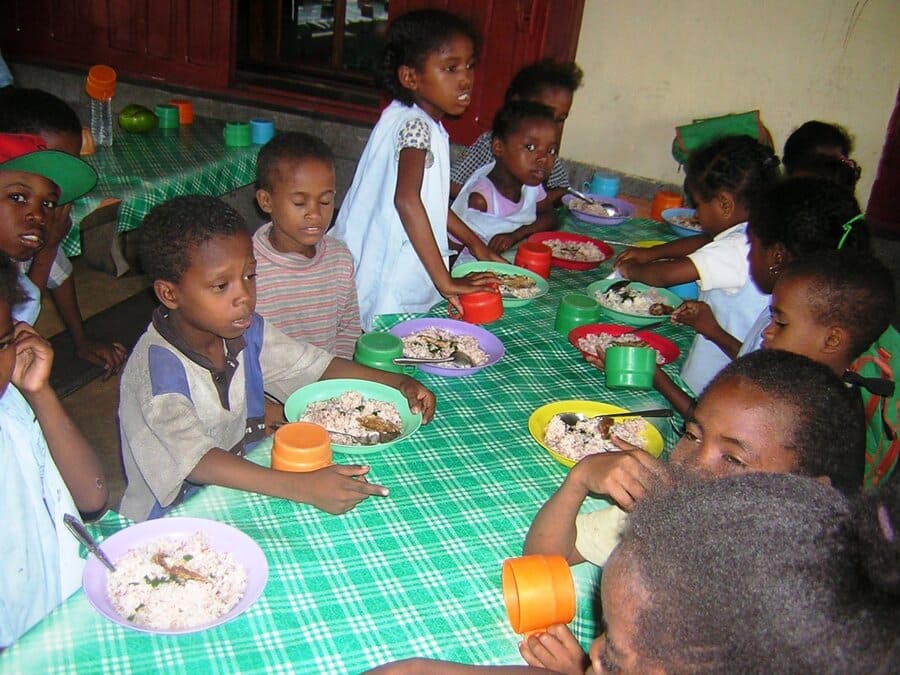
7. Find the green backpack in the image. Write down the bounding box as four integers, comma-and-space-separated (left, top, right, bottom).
672, 110, 774, 166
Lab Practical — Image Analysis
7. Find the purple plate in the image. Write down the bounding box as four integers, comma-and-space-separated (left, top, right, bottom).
83, 517, 268, 634
562, 195, 635, 226
389, 318, 504, 377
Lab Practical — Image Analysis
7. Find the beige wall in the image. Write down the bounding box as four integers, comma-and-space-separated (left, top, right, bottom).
564, 0, 900, 204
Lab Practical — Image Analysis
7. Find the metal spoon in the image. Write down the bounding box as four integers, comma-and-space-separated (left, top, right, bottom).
565, 187, 621, 217
558, 408, 673, 429
64, 513, 116, 572
394, 350, 474, 368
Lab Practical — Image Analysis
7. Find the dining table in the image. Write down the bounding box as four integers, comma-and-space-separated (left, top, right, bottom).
64, 115, 259, 258
1, 210, 696, 674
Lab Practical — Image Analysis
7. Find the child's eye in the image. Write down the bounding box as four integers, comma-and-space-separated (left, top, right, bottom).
245, 272, 257, 281
524, 143, 535, 152
682, 429, 700, 443
0, 340, 13, 351
43, 200, 57, 209
723, 454, 747, 467
212, 282, 228, 292
320, 199, 333, 207
549, 147, 558, 156
293, 202, 307, 208
9, 193, 26, 203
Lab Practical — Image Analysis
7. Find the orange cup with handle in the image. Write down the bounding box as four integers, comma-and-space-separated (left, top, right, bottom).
650, 190, 684, 221
502, 554, 576, 636
271, 422, 332, 472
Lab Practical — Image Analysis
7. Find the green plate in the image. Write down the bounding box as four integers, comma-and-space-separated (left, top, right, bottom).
586, 279, 682, 327
452, 261, 549, 308
283, 378, 422, 455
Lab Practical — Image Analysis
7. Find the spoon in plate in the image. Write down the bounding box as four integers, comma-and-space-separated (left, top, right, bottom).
558, 408, 673, 429
565, 187, 621, 217
64, 513, 116, 572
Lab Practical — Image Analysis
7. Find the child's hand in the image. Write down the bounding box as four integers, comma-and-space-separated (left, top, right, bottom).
43, 204, 74, 250
568, 449, 664, 511
11, 322, 53, 395
519, 624, 588, 675
672, 300, 718, 337
488, 232, 518, 254
615, 246, 657, 267
298, 464, 388, 514
396, 376, 436, 423
75, 338, 128, 379
438, 272, 500, 316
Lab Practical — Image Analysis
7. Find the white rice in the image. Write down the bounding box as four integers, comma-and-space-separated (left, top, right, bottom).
596, 287, 671, 316
299, 391, 402, 444
542, 238, 605, 262
671, 214, 702, 231
577, 332, 666, 365
544, 415, 648, 462
106, 533, 247, 630
401, 327, 490, 368
570, 199, 616, 218
497, 273, 540, 299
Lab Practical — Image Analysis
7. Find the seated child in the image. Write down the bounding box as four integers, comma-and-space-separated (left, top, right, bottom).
783, 119, 861, 190
118, 196, 436, 522
450, 100, 559, 261
0, 256, 108, 648
614, 135, 779, 393
524, 349, 865, 567
0, 88, 127, 376
451, 58, 583, 207
253, 132, 361, 359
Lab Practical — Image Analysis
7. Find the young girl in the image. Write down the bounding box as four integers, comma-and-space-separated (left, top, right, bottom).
451, 59, 583, 206
330, 10, 501, 330
614, 135, 780, 393
450, 100, 559, 262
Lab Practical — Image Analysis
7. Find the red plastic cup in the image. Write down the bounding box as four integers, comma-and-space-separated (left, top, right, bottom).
168, 99, 194, 125
514, 242, 552, 279
502, 555, 576, 636
271, 422, 332, 472
650, 190, 684, 221
449, 290, 503, 324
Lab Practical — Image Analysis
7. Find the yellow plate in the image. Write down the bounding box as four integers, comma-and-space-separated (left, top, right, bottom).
528, 400, 665, 468
633, 239, 666, 248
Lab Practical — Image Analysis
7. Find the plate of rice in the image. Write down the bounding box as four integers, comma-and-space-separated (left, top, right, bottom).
568, 323, 680, 365
389, 318, 504, 377
561, 195, 635, 226
83, 517, 267, 635
451, 261, 549, 308
587, 279, 682, 327
662, 208, 703, 237
528, 400, 664, 468
527, 232, 613, 271
284, 379, 422, 454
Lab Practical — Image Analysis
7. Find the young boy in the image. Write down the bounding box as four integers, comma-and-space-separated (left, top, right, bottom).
118, 196, 435, 522
0, 87, 127, 377
0, 256, 108, 648
253, 132, 361, 359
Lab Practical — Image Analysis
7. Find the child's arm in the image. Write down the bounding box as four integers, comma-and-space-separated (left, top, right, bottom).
447, 210, 506, 263
365, 660, 560, 674
652, 367, 696, 419
488, 207, 558, 255
616, 255, 699, 288
671, 301, 742, 359
11, 322, 108, 515
615, 234, 711, 267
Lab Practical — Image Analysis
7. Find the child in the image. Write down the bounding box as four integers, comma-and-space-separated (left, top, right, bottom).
614, 135, 780, 393
783, 119, 861, 190
450, 58, 583, 207
0, 88, 127, 377
0, 254, 108, 648
330, 9, 502, 330
253, 132, 360, 359
449, 100, 559, 261
118, 196, 436, 522
525, 349, 866, 567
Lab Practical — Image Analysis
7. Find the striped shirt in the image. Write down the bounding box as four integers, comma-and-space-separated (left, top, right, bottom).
252, 224, 362, 358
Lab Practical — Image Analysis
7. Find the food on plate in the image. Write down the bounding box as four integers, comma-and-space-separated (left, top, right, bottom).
596, 286, 674, 317
401, 327, 489, 368
106, 533, 247, 630
543, 238, 605, 262
576, 332, 666, 365
299, 391, 402, 444
570, 198, 616, 218
670, 213, 702, 231
544, 413, 649, 462
496, 273, 540, 299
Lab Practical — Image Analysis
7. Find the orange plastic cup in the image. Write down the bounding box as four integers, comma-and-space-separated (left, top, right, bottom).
168, 99, 194, 125
449, 289, 503, 324
271, 422, 332, 472
514, 242, 552, 279
650, 190, 684, 221
502, 555, 576, 636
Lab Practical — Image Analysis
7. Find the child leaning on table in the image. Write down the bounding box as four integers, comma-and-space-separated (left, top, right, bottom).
449, 100, 559, 262
0, 255, 108, 648
330, 9, 502, 331
0, 87, 127, 376
253, 132, 361, 359
117, 196, 435, 523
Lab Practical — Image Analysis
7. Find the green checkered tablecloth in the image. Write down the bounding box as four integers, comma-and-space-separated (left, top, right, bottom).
2, 215, 695, 674
64, 117, 258, 256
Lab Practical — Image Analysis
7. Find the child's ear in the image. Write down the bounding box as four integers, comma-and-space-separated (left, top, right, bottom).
490, 136, 504, 158
717, 191, 736, 218
822, 326, 849, 354
397, 65, 418, 92
256, 188, 274, 214
153, 279, 179, 311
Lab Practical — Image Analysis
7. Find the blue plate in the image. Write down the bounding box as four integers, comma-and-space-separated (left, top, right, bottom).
662, 207, 703, 237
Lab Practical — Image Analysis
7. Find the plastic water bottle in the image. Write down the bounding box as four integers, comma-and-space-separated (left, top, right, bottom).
85, 65, 117, 147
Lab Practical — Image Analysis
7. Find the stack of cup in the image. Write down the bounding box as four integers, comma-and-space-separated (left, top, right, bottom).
353, 332, 405, 373
554, 293, 601, 336
514, 242, 552, 279
271, 422, 332, 472
502, 554, 576, 636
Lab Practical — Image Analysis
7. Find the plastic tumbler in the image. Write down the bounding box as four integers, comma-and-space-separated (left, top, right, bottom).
250, 118, 276, 145
223, 121, 252, 147
502, 555, 576, 636
449, 290, 504, 324
154, 104, 179, 129
650, 190, 684, 221
168, 99, 194, 125
554, 293, 601, 336
514, 242, 552, 279
605, 345, 657, 389
353, 332, 405, 374
271, 422, 333, 472
584, 173, 620, 198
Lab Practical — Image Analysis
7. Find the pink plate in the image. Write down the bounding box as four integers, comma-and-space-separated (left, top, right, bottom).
526, 232, 613, 271
568, 323, 680, 364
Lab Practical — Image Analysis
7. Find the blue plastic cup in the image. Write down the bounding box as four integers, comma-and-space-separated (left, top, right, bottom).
583, 173, 620, 198
250, 118, 275, 145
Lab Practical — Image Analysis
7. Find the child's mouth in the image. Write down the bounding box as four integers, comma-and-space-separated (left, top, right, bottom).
457, 92, 471, 104
19, 233, 44, 249
232, 316, 252, 330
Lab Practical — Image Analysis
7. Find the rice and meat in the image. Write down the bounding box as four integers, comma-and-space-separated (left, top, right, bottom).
106, 533, 247, 630
497, 273, 540, 299
570, 198, 616, 218
299, 391, 403, 444
401, 327, 489, 367
544, 414, 648, 462
671, 214, 702, 231
577, 332, 666, 365
596, 286, 674, 316
542, 238, 605, 262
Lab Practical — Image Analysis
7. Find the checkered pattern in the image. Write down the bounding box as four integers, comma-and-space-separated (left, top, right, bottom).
3, 215, 695, 673
64, 117, 258, 256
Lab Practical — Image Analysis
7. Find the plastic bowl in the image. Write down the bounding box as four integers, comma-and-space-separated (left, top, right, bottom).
587, 279, 682, 327
452, 261, 549, 308
527, 232, 613, 271
662, 207, 703, 237
561, 195, 635, 226
388, 318, 504, 378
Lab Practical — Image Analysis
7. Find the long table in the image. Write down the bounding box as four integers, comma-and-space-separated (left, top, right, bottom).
2, 214, 694, 674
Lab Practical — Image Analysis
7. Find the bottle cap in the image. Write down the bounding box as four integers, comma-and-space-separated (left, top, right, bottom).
85, 65, 117, 101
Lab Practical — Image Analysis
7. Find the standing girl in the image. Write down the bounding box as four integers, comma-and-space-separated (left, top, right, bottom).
614, 135, 780, 393
331, 10, 500, 330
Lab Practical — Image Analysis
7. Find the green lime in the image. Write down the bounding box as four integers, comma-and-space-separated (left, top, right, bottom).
118, 104, 158, 133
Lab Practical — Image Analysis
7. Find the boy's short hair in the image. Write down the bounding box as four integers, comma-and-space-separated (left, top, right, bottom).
0, 87, 82, 136
255, 132, 335, 192
706, 350, 865, 493
780, 250, 895, 358
139, 196, 248, 283
0, 255, 27, 309
505, 59, 584, 102
491, 100, 555, 141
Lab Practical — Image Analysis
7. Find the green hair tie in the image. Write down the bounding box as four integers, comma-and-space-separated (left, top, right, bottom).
836, 213, 864, 250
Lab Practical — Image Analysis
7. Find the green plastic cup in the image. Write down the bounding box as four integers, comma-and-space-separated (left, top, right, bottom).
223, 121, 252, 147
353, 332, 405, 374
605, 345, 656, 390
154, 104, 179, 129
554, 293, 601, 336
